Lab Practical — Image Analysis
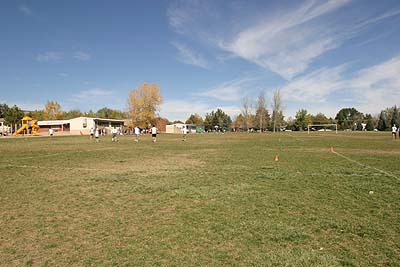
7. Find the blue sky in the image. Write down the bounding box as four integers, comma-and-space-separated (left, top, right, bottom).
1, 0, 400, 120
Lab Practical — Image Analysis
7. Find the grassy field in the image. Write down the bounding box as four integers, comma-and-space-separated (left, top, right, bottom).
0, 132, 399, 267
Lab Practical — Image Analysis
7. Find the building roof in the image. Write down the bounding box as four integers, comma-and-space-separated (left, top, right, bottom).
38, 117, 125, 126
69, 116, 124, 122
92, 117, 125, 123
38, 120, 70, 126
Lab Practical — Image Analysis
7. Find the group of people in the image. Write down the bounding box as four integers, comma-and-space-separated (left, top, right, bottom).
90, 127, 120, 142
131, 125, 158, 142
391, 124, 400, 139
89, 127, 101, 142
89, 125, 159, 143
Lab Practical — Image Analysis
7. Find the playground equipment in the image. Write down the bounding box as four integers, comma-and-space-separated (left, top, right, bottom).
13, 116, 40, 135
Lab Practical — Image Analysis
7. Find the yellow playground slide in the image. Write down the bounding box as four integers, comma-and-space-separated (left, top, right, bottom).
13, 116, 40, 135
14, 124, 28, 135
31, 120, 40, 134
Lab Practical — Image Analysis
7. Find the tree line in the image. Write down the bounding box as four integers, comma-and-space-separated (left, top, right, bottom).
183, 90, 400, 132
1, 83, 399, 132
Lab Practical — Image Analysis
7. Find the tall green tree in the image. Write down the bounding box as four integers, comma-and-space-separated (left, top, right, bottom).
377, 111, 387, 131
335, 108, 362, 130
311, 113, 329, 125
5, 105, 24, 128
294, 109, 311, 131
365, 114, 374, 131
377, 107, 398, 131
390, 106, 400, 127
0, 103, 10, 118
204, 109, 232, 131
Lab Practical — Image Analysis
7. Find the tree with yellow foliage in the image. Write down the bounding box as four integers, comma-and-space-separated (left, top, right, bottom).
44, 101, 63, 120
127, 82, 163, 128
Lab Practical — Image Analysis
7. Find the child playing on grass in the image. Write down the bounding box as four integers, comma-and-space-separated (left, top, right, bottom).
392, 124, 397, 139
90, 127, 94, 139
111, 127, 118, 142
134, 126, 140, 142
181, 125, 188, 141
95, 127, 100, 142
151, 125, 157, 142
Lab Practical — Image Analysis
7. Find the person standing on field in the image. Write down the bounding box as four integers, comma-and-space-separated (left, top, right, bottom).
151, 125, 157, 142
111, 127, 118, 142
134, 126, 140, 142
95, 127, 100, 142
181, 125, 188, 141
90, 127, 94, 139
392, 124, 397, 139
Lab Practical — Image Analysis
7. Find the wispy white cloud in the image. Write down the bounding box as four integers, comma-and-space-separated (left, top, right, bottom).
349, 8, 400, 35
35, 51, 91, 62
281, 64, 347, 102
195, 76, 259, 101
73, 51, 91, 61
349, 56, 400, 112
168, 1, 400, 81
167, 2, 193, 34
280, 55, 400, 114
172, 42, 208, 68
167, 0, 213, 35
19, 5, 32, 16
219, 0, 351, 80
72, 89, 114, 101
36, 52, 63, 62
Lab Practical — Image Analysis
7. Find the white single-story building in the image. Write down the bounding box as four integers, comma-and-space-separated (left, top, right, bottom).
37, 119, 70, 134
166, 123, 197, 134
38, 117, 125, 135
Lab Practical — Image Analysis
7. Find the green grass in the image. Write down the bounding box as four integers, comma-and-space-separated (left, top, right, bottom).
0, 132, 399, 266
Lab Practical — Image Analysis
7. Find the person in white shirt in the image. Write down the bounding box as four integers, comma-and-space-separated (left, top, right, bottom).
151, 125, 157, 142
134, 126, 140, 142
90, 127, 94, 139
95, 127, 100, 142
181, 125, 188, 141
392, 124, 397, 139
49, 128, 54, 137
111, 127, 118, 142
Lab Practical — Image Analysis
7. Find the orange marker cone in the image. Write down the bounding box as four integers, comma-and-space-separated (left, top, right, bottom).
274, 154, 279, 161
330, 146, 334, 152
